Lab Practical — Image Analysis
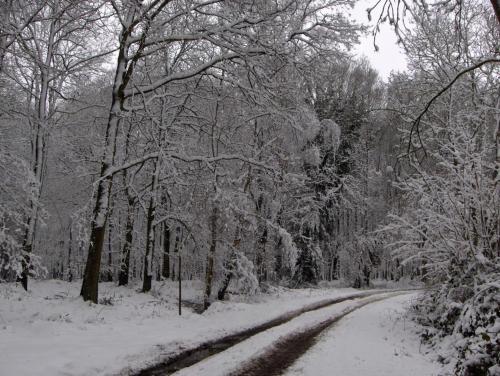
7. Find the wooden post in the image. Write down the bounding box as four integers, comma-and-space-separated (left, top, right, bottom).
178, 254, 182, 316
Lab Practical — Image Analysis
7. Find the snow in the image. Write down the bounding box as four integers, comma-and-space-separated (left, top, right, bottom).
171, 292, 410, 375
285, 293, 444, 376
155, 293, 443, 376
0, 279, 383, 376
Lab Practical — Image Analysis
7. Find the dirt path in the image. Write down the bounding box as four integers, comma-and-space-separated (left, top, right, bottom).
134, 290, 402, 376
228, 292, 405, 376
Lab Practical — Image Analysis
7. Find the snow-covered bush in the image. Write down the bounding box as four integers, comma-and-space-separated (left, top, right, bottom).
413, 271, 499, 375
383, 99, 499, 375
230, 251, 259, 296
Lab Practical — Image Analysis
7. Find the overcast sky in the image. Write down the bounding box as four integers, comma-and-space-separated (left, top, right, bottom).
348, 0, 408, 80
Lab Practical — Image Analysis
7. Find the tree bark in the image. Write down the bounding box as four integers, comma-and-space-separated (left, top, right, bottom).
162, 223, 170, 279
142, 196, 155, 292
490, 0, 500, 24
204, 204, 218, 310
256, 225, 268, 282
68, 221, 73, 282
217, 226, 240, 300
80, 30, 129, 302
80, 106, 121, 302
105, 206, 114, 282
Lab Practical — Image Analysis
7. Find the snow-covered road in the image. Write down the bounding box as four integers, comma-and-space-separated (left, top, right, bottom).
166, 293, 443, 376
168, 292, 443, 376
285, 293, 442, 376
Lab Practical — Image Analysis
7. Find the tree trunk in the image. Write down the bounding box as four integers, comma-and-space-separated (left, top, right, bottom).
142, 196, 155, 293
172, 227, 181, 281
119, 199, 134, 287
80, 38, 128, 302
0, 1, 12, 74
217, 226, 240, 300
255, 191, 268, 282
80, 111, 120, 302
162, 223, 170, 279
68, 222, 73, 282
256, 226, 268, 282
490, 0, 500, 24
105, 207, 114, 282
204, 204, 218, 310
493, 97, 500, 256
117, 119, 135, 286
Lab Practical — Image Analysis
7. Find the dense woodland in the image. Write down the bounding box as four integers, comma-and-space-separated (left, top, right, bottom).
0, 0, 498, 374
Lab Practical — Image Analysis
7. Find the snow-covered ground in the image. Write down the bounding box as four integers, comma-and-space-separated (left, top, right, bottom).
0, 279, 384, 376
172, 292, 403, 375
285, 293, 446, 376
169, 293, 445, 376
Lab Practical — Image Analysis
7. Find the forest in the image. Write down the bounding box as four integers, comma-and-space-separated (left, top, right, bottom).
0, 1, 499, 375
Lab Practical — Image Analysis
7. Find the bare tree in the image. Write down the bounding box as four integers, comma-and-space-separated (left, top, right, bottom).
80, 0, 360, 302
0, 0, 46, 74
3, 0, 111, 290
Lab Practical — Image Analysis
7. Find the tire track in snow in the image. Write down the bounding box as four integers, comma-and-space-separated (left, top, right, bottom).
134, 290, 406, 376
229, 292, 407, 376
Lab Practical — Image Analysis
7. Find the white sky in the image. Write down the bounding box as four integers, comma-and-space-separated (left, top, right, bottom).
348, 0, 408, 80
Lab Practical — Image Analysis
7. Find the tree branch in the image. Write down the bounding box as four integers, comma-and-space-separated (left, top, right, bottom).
408, 58, 500, 155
